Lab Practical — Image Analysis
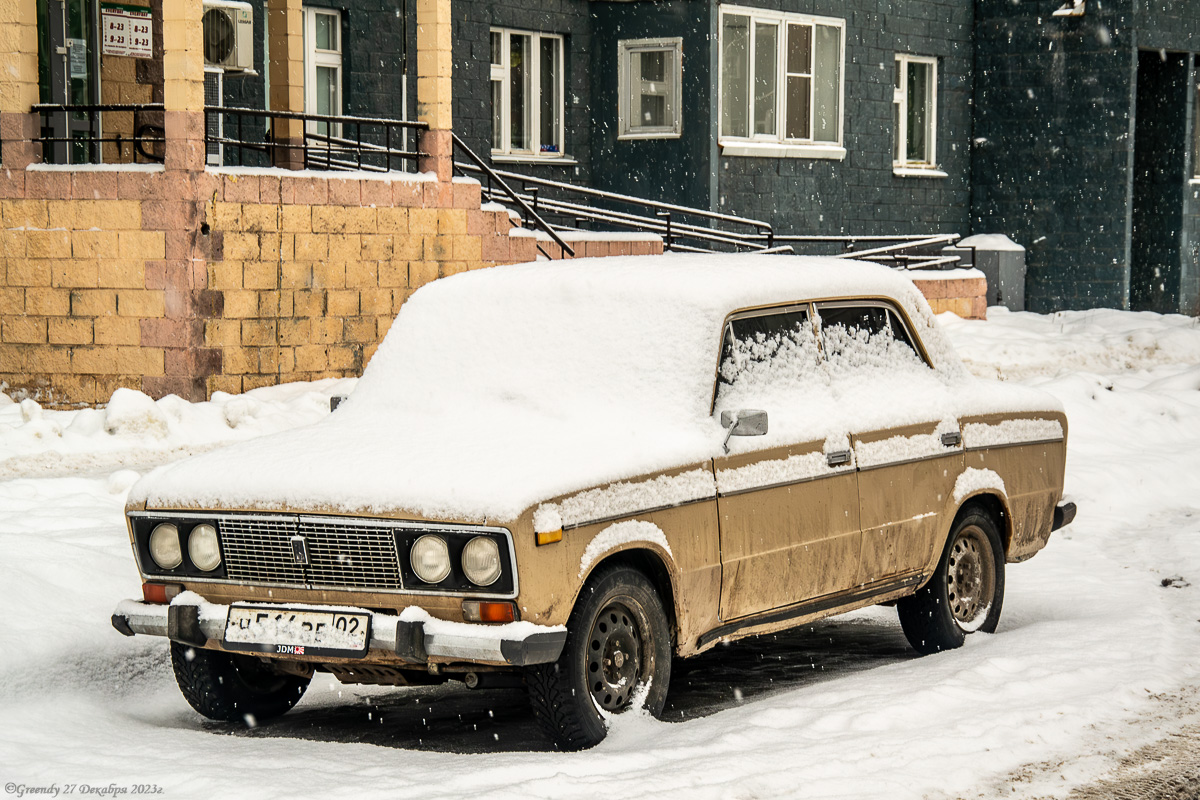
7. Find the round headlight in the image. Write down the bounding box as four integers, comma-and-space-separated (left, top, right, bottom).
410, 535, 451, 583
148, 523, 183, 570
188, 524, 222, 572
461, 536, 502, 586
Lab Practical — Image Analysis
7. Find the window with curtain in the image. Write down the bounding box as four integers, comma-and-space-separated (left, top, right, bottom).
490, 28, 565, 158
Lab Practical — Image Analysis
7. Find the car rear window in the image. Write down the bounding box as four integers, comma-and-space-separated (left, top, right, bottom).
816, 302, 928, 374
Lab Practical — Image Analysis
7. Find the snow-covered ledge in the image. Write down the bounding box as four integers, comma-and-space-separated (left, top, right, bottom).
893, 166, 949, 179
719, 141, 847, 161
27, 162, 164, 173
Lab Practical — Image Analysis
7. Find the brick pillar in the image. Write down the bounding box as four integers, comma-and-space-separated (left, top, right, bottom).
0, 0, 41, 170
268, 0, 305, 169
416, 0, 453, 181
161, 0, 205, 171
143, 0, 218, 401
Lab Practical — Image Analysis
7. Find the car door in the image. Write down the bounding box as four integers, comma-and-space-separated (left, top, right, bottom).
712, 304, 863, 621
815, 300, 964, 585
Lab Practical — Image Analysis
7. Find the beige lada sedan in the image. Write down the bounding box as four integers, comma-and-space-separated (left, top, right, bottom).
112, 254, 1075, 749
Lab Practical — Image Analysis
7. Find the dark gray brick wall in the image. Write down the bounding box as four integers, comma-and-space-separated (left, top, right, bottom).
713, 0, 974, 240
221, 0, 408, 118
974, 0, 1200, 313
308, 0, 408, 120
452, 0, 594, 186
204, 0, 1200, 314
588, 0, 713, 206
973, 0, 1137, 311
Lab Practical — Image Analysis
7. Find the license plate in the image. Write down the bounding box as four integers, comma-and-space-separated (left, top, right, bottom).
223, 605, 371, 659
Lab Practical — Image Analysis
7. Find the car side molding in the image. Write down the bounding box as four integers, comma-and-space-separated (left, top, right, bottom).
697, 572, 926, 648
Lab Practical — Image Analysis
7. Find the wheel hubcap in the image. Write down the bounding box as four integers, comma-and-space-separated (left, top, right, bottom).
946, 524, 996, 632
587, 601, 643, 712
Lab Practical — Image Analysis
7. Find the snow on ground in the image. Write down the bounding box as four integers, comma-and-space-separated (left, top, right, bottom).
1, 307, 1199, 799
0, 378, 356, 479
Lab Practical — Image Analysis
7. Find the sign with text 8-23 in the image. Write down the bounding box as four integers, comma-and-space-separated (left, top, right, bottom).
101, 3, 153, 59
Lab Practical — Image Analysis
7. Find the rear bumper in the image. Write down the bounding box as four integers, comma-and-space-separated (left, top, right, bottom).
111, 599, 566, 668
1052, 501, 1078, 532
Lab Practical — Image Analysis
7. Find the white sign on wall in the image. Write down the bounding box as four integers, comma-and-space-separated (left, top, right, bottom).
101, 3, 153, 59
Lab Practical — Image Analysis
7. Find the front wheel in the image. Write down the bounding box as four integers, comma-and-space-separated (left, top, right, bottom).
525, 565, 672, 750
898, 506, 1005, 655
170, 642, 310, 723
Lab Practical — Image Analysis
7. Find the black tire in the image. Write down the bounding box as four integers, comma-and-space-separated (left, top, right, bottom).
898, 505, 1005, 655
170, 642, 310, 723
525, 565, 672, 750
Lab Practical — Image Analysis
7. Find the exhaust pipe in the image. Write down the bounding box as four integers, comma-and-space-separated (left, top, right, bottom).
463, 671, 524, 690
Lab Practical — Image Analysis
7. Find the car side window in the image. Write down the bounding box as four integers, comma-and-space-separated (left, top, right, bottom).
816, 302, 928, 374
716, 307, 821, 404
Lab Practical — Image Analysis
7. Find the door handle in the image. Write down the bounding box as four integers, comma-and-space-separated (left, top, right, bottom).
940, 431, 962, 447
826, 450, 852, 467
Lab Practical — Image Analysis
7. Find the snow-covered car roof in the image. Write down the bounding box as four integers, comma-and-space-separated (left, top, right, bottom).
130, 255, 1057, 522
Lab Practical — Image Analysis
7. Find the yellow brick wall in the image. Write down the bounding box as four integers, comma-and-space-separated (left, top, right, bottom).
3, 165, 677, 406
0, 197, 166, 404
201, 174, 529, 396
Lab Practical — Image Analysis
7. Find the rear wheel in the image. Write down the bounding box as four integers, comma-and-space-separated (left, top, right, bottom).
170, 642, 310, 723
525, 565, 671, 750
898, 506, 1005, 655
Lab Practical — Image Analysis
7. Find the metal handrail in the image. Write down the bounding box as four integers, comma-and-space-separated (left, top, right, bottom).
467, 163, 773, 233
460, 161, 961, 268
33, 102, 165, 112
451, 135, 574, 257
213, 108, 428, 129
831, 234, 960, 260
505, 193, 768, 251
761, 234, 958, 243
207, 106, 424, 172
33, 103, 166, 165
454, 159, 774, 252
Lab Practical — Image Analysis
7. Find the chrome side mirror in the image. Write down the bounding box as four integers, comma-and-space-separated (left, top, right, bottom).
720, 409, 768, 453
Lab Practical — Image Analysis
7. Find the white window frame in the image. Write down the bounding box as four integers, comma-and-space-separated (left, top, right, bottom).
717, 5, 846, 160
618, 37, 683, 140
490, 27, 568, 162
893, 54, 940, 175
303, 8, 343, 139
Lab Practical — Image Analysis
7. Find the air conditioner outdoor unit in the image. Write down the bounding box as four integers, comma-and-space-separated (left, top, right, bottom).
202, 0, 253, 71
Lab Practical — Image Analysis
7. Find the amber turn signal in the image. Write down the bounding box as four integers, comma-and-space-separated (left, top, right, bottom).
142, 582, 183, 604
536, 528, 563, 546
462, 600, 517, 623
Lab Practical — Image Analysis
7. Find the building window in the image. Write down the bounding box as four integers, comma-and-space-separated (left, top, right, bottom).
718, 5, 844, 154
618, 38, 682, 139
304, 8, 342, 138
894, 55, 937, 170
490, 28, 565, 159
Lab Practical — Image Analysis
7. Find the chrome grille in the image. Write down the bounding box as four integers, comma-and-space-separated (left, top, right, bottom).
220, 516, 305, 585
216, 514, 404, 591
301, 519, 403, 590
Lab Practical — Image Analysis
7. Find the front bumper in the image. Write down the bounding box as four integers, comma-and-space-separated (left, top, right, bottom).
111, 598, 566, 668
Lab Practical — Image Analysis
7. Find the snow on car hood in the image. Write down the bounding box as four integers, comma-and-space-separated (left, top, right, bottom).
130, 255, 1062, 522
